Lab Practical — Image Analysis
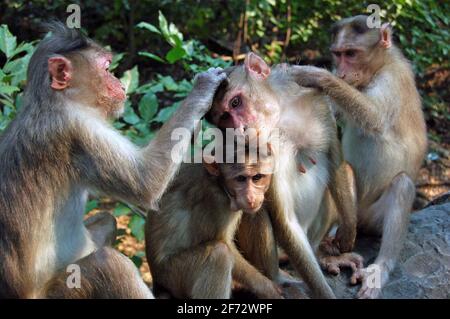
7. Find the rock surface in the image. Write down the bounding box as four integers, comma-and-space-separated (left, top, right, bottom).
282, 203, 450, 299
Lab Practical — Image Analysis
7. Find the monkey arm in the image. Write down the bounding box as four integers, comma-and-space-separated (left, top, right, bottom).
230, 244, 282, 299
267, 200, 336, 299
320, 75, 390, 134
289, 65, 394, 135
140, 68, 226, 206
76, 68, 226, 210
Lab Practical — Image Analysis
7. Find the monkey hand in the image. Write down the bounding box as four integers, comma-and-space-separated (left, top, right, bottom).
334, 223, 357, 253
191, 67, 227, 112
351, 264, 388, 299
288, 65, 332, 89
320, 252, 364, 279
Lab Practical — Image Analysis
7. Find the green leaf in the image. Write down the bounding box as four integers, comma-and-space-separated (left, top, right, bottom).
150, 82, 164, 93
136, 22, 161, 34
158, 11, 170, 39
113, 203, 131, 217
0, 25, 17, 58
84, 200, 99, 214
0, 85, 19, 94
153, 102, 179, 123
123, 106, 141, 125
120, 66, 139, 94
110, 52, 125, 71
113, 121, 126, 129
130, 255, 143, 268
165, 46, 187, 64
138, 51, 166, 63
129, 215, 145, 241
138, 92, 158, 121
159, 75, 178, 91
10, 42, 34, 58
0, 98, 14, 109
14, 93, 23, 110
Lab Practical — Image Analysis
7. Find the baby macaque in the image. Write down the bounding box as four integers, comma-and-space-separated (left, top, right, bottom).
145, 143, 282, 299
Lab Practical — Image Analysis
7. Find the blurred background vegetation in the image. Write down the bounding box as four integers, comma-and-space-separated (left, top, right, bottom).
0, 0, 448, 281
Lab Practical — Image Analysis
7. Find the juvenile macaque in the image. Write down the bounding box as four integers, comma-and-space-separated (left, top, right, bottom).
0, 22, 225, 298
208, 53, 361, 299
290, 15, 427, 298
145, 144, 283, 299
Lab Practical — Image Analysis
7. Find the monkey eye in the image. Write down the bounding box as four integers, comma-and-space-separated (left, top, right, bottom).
345, 50, 356, 58
252, 174, 264, 182
236, 175, 247, 183
229, 95, 242, 108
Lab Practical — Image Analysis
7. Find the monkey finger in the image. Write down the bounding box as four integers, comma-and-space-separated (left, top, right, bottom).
350, 270, 364, 285
325, 263, 341, 275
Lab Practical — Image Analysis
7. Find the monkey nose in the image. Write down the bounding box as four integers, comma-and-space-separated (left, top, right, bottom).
247, 198, 256, 208
339, 73, 346, 79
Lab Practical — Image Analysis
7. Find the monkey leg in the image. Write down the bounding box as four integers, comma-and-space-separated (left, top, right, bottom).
270, 210, 335, 298
355, 172, 415, 299
156, 241, 234, 299
236, 209, 279, 281
44, 247, 153, 298
84, 212, 117, 247
329, 161, 358, 253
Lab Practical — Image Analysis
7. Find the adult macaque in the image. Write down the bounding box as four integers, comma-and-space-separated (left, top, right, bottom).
208, 53, 361, 299
0, 23, 226, 298
146, 144, 283, 299
289, 15, 427, 298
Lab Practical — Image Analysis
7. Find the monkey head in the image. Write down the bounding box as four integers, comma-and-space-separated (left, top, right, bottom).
330, 15, 392, 88
203, 144, 274, 214
208, 53, 280, 137
47, 38, 126, 118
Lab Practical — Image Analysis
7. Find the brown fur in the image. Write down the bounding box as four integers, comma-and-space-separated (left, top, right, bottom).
290, 15, 427, 298
208, 53, 359, 298
0, 23, 226, 298
146, 152, 282, 299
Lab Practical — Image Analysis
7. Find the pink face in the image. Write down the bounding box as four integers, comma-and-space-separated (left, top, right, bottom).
209, 53, 279, 136
331, 47, 364, 85
95, 53, 126, 102
211, 89, 257, 131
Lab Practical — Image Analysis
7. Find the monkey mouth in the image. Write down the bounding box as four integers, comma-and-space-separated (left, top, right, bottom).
242, 206, 262, 214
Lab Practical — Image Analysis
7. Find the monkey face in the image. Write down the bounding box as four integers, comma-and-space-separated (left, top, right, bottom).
222, 163, 273, 214
91, 51, 127, 117
330, 16, 391, 88
209, 53, 280, 138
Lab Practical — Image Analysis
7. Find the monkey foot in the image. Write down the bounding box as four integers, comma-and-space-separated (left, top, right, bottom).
319, 252, 364, 277
351, 264, 389, 299
319, 236, 341, 256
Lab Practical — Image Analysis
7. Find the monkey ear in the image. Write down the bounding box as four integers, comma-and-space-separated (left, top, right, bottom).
48, 56, 73, 90
203, 155, 221, 176
244, 52, 271, 80
380, 23, 392, 49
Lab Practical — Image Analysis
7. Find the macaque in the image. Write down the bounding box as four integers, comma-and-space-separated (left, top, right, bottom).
289, 15, 427, 298
145, 144, 283, 299
208, 53, 361, 299
0, 22, 226, 298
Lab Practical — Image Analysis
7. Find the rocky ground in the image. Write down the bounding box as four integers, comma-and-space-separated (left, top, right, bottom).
96, 158, 449, 299
283, 201, 450, 299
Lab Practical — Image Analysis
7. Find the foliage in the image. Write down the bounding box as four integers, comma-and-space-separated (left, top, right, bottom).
0, 1, 448, 267
0, 24, 35, 131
